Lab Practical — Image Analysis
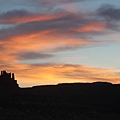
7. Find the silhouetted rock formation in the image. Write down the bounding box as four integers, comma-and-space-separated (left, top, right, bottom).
0, 70, 19, 91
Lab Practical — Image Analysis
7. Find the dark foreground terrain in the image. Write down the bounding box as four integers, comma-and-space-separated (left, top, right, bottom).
1, 82, 120, 120
1, 71, 120, 119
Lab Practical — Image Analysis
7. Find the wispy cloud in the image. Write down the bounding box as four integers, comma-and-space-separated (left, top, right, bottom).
15, 52, 55, 60
33, 0, 87, 6
0, 9, 73, 24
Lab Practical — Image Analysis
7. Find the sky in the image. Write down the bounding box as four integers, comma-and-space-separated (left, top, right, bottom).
1, 0, 120, 87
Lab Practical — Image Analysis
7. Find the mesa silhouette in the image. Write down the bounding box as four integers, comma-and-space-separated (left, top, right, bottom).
0, 70, 120, 119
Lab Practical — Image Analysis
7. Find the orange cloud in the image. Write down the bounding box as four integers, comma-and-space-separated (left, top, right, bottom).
0, 29, 91, 72
72, 21, 106, 32
0, 11, 78, 24
0, 28, 91, 53
0, 14, 55, 24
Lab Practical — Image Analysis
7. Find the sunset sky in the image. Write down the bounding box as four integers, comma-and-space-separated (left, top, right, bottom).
0, 0, 120, 87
